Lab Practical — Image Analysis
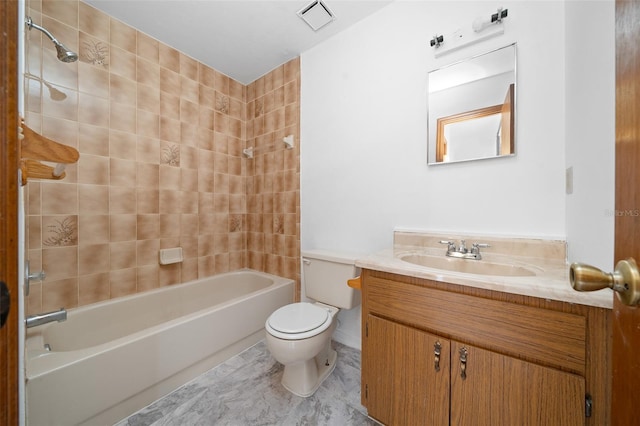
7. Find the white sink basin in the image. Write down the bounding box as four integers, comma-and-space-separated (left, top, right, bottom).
400, 254, 537, 277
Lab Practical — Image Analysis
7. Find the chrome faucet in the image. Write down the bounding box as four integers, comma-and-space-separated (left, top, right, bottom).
25, 308, 67, 328
439, 240, 490, 260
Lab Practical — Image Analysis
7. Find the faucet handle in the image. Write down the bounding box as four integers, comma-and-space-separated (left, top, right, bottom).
471, 243, 490, 254
25, 260, 46, 297
472, 242, 490, 248
439, 240, 456, 251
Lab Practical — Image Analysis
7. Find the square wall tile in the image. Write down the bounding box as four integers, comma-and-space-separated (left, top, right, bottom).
79, 124, 109, 156
180, 53, 198, 81
110, 18, 137, 53
79, 61, 109, 97
110, 214, 137, 242
43, 0, 78, 27
78, 272, 110, 305
78, 184, 109, 214
110, 241, 137, 270
137, 57, 160, 88
42, 246, 78, 281
110, 101, 136, 133
109, 186, 136, 214
78, 215, 109, 245
78, 243, 110, 275
159, 44, 180, 73
110, 268, 137, 298
109, 130, 137, 160
41, 182, 78, 215
137, 110, 160, 139
110, 46, 137, 80
137, 31, 159, 64
137, 239, 160, 266
110, 158, 137, 187
137, 265, 159, 292
79, 2, 109, 41
110, 74, 137, 105
42, 277, 78, 311
137, 214, 160, 240
137, 188, 159, 214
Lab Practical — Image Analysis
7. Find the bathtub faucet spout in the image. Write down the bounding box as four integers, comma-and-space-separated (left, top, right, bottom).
26, 308, 67, 328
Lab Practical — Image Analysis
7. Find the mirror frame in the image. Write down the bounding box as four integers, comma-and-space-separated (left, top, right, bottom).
428, 43, 517, 165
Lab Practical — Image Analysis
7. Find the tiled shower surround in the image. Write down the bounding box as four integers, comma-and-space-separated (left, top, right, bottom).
24, 0, 301, 314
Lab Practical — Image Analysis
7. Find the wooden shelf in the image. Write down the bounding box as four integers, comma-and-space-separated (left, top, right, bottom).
19, 121, 79, 185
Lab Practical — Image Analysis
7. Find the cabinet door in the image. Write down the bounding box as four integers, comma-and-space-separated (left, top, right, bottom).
363, 315, 450, 426
451, 341, 585, 426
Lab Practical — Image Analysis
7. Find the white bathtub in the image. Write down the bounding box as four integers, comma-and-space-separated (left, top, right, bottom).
25, 269, 294, 425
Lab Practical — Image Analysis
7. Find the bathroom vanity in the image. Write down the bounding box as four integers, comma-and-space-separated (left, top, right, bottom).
356, 232, 612, 426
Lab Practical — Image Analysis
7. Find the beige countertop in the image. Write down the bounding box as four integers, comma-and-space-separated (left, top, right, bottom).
355, 231, 613, 309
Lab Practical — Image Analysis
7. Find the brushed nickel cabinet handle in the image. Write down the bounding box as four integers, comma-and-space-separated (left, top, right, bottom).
434, 341, 442, 372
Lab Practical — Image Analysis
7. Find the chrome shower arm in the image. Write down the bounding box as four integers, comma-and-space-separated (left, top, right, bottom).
26, 16, 58, 43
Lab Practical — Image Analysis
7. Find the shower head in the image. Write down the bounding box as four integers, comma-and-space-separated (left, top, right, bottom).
25, 16, 78, 63
53, 41, 79, 63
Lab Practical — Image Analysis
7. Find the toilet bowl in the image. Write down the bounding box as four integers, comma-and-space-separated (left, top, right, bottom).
265, 250, 360, 397
265, 302, 339, 397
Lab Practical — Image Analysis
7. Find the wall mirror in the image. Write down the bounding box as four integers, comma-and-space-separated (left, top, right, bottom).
428, 43, 516, 165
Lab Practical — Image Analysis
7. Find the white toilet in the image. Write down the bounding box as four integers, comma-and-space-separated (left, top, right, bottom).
265, 250, 360, 397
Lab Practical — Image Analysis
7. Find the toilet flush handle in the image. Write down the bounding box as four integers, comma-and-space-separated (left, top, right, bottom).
302, 258, 311, 265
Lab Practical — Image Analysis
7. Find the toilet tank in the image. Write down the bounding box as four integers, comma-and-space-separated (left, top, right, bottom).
302, 250, 361, 309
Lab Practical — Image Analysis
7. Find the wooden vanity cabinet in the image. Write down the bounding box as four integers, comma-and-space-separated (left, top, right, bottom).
361, 269, 612, 426
365, 315, 451, 425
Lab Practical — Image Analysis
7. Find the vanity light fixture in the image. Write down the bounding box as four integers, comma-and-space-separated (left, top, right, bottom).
298, 0, 336, 32
430, 34, 444, 48
430, 7, 509, 57
472, 7, 509, 33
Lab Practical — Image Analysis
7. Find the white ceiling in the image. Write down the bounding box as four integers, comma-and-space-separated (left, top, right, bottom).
85, 0, 394, 85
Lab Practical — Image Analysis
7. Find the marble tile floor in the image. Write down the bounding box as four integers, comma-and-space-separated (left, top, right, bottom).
117, 341, 377, 426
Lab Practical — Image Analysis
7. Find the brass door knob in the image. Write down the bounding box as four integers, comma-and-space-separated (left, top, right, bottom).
570, 258, 640, 306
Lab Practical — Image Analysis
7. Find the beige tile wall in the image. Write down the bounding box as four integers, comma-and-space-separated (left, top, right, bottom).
245, 59, 301, 300
24, 0, 300, 314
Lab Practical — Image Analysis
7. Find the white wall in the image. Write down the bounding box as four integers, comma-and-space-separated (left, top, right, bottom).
301, 1, 568, 254
565, 0, 615, 271
300, 1, 615, 348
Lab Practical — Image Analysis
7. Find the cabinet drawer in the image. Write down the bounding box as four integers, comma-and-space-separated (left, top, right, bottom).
365, 276, 586, 374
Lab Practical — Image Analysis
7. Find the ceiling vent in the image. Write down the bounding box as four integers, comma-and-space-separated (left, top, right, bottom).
298, 0, 336, 31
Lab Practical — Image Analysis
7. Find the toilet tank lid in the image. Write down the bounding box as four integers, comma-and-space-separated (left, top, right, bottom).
301, 249, 364, 265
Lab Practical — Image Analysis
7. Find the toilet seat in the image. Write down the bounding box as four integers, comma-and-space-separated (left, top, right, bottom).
266, 302, 332, 340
